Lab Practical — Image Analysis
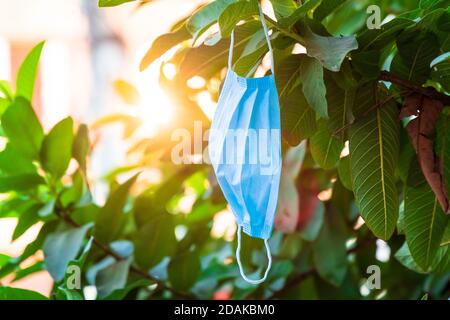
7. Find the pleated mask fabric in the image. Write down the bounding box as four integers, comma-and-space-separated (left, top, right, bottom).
208, 3, 281, 284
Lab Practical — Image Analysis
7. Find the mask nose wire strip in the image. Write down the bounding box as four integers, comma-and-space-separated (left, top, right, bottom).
227, 3, 274, 75
236, 225, 272, 285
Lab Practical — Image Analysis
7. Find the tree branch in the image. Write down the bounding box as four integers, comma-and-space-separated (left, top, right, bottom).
54, 208, 195, 299
379, 71, 450, 105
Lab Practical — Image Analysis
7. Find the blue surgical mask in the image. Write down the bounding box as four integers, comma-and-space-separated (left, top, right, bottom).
208, 3, 281, 285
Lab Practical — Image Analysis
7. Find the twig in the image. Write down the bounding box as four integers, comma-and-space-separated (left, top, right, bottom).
54, 208, 195, 299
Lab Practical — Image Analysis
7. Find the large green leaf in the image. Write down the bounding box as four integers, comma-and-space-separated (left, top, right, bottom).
218, 0, 259, 38
349, 99, 399, 240
95, 174, 139, 244
300, 22, 358, 72
1, 97, 44, 160
233, 29, 268, 76
357, 17, 414, 51
134, 214, 177, 270
168, 250, 201, 291
281, 87, 317, 146
40, 117, 74, 179
394, 242, 426, 273
394, 29, 440, 84
310, 119, 343, 169
43, 224, 92, 282
0, 143, 36, 175
298, 55, 328, 118
0, 174, 45, 193
140, 25, 190, 71
325, 71, 355, 135
186, 0, 236, 41
404, 159, 450, 270
96, 259, 131, 298
180, 21, 259, 80
0, 286, 47, 300
314, 0, 345, 21
16, 42, 44, 101
276, 54, 302, 102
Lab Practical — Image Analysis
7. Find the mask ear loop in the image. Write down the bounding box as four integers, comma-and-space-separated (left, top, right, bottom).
236, 225, 272, 285
258, 2, 275, 75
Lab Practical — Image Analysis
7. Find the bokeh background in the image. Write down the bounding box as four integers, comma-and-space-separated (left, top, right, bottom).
0, 0, 208, 297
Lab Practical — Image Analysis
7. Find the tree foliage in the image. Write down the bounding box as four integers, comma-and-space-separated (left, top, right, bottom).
0, 0, 450, 300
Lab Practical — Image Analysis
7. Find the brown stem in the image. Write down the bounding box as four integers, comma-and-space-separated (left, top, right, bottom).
54, 208, 195, 299
379, 71, 450, 105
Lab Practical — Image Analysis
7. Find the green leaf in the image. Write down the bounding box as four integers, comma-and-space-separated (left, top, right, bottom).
276, 54, 303, 102
40, 117, 74, 179
281, 87, 317, 146
0, 174, 45, 193
72, 124, 90, 174
56, 287, 83, 300
431, 61, 450, 92
12, 204, 41, 240
233, 29, 268, 76
351, 50, 380, 79
299, 55, 328, 118
324, 71, 355, 135
134, 214, 177, 270
349, 98, 399, 240
310, 119, 343, 169
300, 22, 358, 72
96, 259, 131, 298
357, 18, 414, 51
140, 25, 190, 71
168, 250, 201, 291
0, 143, 36, 175
95, 174, 139, 244
16, 41, 44, 101
186, 0, 236, 41
180, 21, 259, 80
313, 208, 348, 286
1, 97, 44, 159
218, 0, 259, 38
394, 242, 426, 273
43, 224, 92, 281
404, 159, 450, 270
338, 156, 352, 190
271, 0, 298, 19
98, 0, 135, 7
394, 30, 440, 83
0, 286, 47, 300
314, 0, 345, 21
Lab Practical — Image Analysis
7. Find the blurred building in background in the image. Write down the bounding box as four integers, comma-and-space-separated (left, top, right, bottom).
0, 0, 205, 296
